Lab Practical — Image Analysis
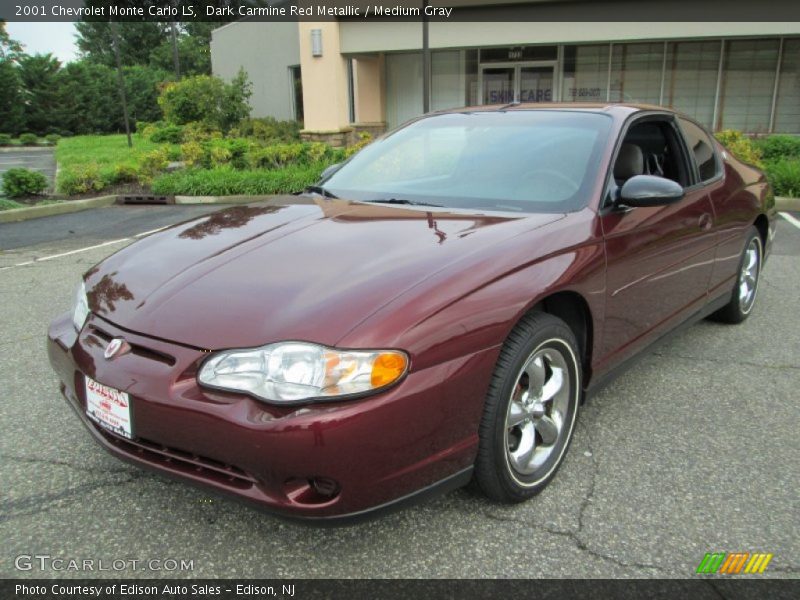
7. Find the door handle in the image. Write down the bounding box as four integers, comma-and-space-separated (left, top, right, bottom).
699, 213, 712, 231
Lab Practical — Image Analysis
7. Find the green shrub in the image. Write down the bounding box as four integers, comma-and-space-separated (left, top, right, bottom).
151, 164, 326, 196
0, 134, 12, 146
138, 147, 170, 183
182, 121, 223, 142
180, 141, 204, 167
209, 145, 232, 167
715, 130, 763, 168
344, 131, 373, 158
233, 117, 301, 142
755, 135, 800, 162
149, 124, 184, 144
765, 159, 800, 198
109, 163, 139, 185
19, 133, 38, 145
157, 70, 252, 132
57, 164, 105, 195
2, 168, 48, 198
45, 133, 61, 146
139, 121, 163, 140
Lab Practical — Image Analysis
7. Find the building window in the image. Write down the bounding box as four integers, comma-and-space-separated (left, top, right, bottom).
610, 42, 665, 105
386, 53, 423, 129
432, 51, 466, 112
718, 39, 780, 133
664, 40, 721, 129
774, 38, 800, 133
562, 44, 610, 102
289, 66, 303, 123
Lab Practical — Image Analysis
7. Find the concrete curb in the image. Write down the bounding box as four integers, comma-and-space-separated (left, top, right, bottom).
0, 195, 117, 223
0, 146, 55, 153
776, 196, 800, 212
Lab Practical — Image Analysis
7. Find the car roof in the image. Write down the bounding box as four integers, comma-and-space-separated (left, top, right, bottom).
442, 102, 672, 117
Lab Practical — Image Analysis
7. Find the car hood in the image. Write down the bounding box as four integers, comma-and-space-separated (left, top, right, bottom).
85, 198, 563, 350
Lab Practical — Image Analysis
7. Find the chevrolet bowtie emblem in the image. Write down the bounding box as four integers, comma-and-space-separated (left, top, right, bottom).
104, 338, 128, 360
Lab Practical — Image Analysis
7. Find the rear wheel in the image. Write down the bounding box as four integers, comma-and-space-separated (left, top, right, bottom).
711, 227, 762, 324
474, 312, 581, 502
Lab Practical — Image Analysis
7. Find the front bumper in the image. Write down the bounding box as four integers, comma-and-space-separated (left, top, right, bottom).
48, 313, 497, 520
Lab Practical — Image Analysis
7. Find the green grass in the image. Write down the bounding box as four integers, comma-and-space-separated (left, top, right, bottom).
56, 134, 173, 173
0, 197, 25, 211
0, 197, 62, 211
55, 134, 178, 194
151, 164, 326, 196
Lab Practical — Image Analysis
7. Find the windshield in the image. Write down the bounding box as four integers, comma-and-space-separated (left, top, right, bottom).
324, 110, 612, 213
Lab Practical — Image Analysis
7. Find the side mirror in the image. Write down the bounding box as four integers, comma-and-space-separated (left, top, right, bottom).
618, 175, 684, 208
320, 163, 342, 181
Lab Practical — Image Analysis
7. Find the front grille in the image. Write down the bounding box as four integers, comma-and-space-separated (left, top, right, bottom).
89, 325, 176, 366
96, 427, 258, 490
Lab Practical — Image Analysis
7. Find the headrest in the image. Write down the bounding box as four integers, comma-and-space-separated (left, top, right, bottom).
614, 143, 644, 181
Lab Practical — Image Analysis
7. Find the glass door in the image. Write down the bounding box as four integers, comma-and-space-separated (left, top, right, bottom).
519, 66, 554, 103
481, 67, 516, 104
480, 63, 557, 104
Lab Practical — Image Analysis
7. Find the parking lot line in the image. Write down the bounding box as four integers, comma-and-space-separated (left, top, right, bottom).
0, 238, 131, 270
779, 211, 800, 230
0, 225, 173, 271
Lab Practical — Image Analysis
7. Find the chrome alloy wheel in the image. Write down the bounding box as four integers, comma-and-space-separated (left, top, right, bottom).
504, 345, 571, 478
739, 237, 761, 314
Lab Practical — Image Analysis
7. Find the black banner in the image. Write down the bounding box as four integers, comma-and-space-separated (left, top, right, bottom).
2, 0, 800, 22
2, 579, 800, 600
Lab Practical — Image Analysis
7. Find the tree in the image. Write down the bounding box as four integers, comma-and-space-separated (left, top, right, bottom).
157, 70, 251, 131
123, 65, 172, 124
149, 34, 211, 76
17, 54, 61, 134
0, 20, 23, 60
0, 59, 25, 135
76, 21, 167, 68
53, 61, 120, 134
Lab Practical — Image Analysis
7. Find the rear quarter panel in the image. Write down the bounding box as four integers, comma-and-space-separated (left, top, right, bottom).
707, 143, 776, 299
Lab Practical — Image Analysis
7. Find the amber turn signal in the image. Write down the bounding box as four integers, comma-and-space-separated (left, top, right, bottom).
371, 352, 408, 387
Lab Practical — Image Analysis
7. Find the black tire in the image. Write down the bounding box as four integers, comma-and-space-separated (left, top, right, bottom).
474, 312, 581, 502
710, 226, 762, 324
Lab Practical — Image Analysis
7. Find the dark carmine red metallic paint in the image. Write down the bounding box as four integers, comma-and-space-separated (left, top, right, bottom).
47, 104, 776, 521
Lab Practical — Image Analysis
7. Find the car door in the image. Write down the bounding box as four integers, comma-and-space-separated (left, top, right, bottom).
596, 114, 717, 372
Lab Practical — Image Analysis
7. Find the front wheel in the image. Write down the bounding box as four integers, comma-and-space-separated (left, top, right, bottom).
711, 227, 762, 324
474, 312, 581, 502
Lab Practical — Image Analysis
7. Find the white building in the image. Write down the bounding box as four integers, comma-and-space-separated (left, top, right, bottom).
211, 2, 800, 144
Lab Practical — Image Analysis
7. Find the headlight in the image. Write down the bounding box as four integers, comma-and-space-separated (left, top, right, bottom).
72, 281, 90, 331
197, 342, 408, 403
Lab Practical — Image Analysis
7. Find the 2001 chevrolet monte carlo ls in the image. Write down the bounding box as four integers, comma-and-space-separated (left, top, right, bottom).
48, 104, 776, 521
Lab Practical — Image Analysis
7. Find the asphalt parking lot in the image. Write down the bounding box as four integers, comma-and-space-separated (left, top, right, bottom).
0, 148, 56, 193
1, 206, 798, 579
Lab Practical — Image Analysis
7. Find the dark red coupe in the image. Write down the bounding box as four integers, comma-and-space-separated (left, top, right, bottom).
48, 104, 775, 521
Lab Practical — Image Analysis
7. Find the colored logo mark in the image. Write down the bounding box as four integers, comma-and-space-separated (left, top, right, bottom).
696, 552, 773, 574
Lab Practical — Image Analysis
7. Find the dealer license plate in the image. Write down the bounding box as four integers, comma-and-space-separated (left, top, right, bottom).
85, 377, 133, 439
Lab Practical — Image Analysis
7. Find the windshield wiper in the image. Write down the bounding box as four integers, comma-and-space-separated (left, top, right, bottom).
303, 185, 338, 199
363, 198, 444, 207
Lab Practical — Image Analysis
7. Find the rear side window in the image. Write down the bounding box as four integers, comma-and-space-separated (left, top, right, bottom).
679, 118, 721, 183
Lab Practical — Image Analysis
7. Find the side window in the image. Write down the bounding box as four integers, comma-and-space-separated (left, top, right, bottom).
679, 118, 721, 183
613, 119, 690, 188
